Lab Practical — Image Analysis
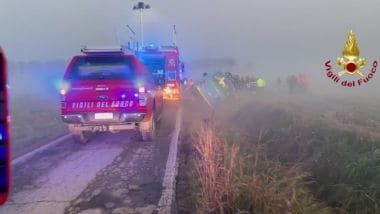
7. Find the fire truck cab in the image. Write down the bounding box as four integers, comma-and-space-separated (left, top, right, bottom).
137, 45, 182, 100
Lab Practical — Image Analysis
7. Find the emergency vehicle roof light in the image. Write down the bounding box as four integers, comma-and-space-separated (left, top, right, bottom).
144, 43, 159, 51
81, 46, 126, 54
160, 45, 177, 50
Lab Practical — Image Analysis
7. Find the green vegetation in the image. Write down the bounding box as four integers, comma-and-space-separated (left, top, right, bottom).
9, 61, 68, 156
230, 101, 380, 213
179, 95, 380, 213
191, 122, 330, 213
10, 96, 68, 156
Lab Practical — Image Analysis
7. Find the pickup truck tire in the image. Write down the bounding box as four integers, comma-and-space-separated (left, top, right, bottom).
72, 131, 90, 144
140, 113, 156, 142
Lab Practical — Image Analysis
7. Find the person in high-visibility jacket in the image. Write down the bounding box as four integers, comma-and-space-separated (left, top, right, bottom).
256, 78, 266, 90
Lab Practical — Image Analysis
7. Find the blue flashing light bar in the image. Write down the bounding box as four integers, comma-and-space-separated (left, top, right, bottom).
143, 43, 159, 52
160, 45, 177, 50
0, 125, 5, 142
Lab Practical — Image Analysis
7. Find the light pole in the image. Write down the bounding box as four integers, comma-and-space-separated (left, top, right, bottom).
133, 2, 151, 49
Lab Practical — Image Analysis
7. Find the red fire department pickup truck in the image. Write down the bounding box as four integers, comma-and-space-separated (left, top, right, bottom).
60, 47, 163, 143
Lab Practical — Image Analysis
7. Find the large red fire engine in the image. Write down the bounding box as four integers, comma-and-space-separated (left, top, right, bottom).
137, 45, 182, 100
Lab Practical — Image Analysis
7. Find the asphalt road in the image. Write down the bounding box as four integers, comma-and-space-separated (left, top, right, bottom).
0, 103, 181, 214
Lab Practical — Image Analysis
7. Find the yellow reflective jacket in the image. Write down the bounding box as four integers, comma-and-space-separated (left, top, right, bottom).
256, 78, 265, 88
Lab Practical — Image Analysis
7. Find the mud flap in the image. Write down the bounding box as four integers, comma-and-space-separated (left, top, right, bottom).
139, 113, 156, 141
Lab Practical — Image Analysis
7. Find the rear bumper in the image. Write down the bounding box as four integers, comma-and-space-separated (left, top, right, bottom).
62, 112, 146, 124
62, 111, 155, 132
68, 123, 137, 132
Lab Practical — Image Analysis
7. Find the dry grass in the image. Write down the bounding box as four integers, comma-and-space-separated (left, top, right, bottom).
193, 121, 330, 214
193, 122, 238, 213
180, 89, 380, 213
219, 94, 380, 213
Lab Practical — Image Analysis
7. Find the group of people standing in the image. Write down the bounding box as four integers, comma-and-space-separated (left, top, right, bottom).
277, 74, 310, 94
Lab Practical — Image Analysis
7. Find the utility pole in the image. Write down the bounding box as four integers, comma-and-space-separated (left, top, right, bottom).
133, 2, 151, 49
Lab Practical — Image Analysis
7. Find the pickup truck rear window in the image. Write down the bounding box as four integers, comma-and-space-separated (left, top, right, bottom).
68, 56, 136, 80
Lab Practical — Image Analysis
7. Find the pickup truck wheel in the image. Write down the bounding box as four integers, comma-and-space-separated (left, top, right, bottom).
72, 131, 90, 144
140, 114, 156, 142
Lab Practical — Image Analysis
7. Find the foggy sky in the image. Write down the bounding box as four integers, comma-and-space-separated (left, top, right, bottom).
1, 0, 380, 92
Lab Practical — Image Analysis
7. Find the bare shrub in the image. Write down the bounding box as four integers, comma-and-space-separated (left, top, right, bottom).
193, 121, 329, 214
193, 122, 237, 213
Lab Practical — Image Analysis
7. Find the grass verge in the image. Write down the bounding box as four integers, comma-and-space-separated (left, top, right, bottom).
8, 61, 68, 157
177, 93, 380, 213
10, 96, 68, 156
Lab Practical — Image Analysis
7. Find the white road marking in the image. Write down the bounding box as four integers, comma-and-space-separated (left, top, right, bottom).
12, 134, 72, 165
1, 138, 124, 214
157, 107, 182, 214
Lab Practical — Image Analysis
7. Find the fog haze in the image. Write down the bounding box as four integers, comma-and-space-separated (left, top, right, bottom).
1, 0, 380, 96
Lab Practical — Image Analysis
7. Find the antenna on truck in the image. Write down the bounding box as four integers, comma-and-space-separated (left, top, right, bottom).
127, 25, 136, 36
126, 25, 138, 51
173, 25, 177, 47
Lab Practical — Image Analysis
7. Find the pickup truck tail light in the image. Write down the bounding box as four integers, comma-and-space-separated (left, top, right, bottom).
139, 87, 146, 93
60, 81, 70, 98
138, 87, 148, 106
60, 90, 66, 103
60, 89, 67, 96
